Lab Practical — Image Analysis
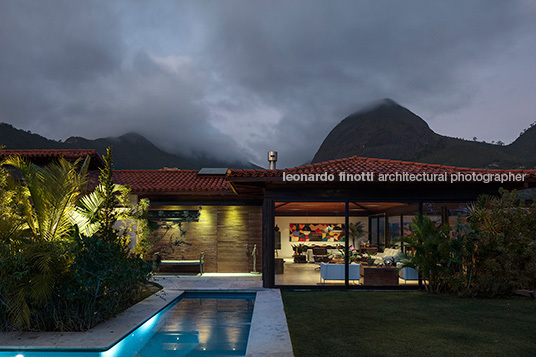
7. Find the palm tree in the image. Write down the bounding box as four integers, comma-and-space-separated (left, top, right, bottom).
0, 155, 89, 328
401, 215, 452, 294
2, 155, 89, 242
0, 166, 25, 245
70, 182, 130, 237
69, 148, 136, 244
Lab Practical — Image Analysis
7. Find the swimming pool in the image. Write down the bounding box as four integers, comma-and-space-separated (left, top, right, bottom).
0, 292, 256, 357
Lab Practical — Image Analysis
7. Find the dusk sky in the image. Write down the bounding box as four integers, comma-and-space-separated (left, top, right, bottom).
1, 1, 535, 168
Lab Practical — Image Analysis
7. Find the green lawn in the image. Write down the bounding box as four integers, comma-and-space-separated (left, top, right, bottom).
281, 291, 536, 357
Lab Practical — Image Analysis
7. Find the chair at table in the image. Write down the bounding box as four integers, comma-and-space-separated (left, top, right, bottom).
313, 247, 330, 263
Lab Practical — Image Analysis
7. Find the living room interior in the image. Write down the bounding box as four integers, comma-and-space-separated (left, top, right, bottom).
273, 201, 468, 287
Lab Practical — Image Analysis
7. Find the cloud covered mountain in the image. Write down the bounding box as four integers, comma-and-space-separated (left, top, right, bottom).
312, 99, 536, 169
0, 123, 260, 169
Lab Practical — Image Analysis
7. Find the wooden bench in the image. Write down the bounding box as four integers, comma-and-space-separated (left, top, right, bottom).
159, 252, 205, 275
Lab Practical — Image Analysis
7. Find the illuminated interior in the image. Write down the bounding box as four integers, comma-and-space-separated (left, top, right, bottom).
273, 201, 468, 287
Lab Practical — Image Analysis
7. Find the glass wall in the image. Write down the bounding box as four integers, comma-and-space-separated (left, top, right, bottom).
273, 201, 420, 287
370, 216, 379, 246
274, 201, 349, 286
369, 215, 386, 250
366, 203, 420, 253
387, 215, 401, 248
423, 202, 469, 229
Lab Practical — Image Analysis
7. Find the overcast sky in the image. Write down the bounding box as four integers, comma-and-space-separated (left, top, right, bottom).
1, 1, 536, 168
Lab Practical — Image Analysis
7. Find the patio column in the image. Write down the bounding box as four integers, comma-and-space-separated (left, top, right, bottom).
262, 197, 275, 288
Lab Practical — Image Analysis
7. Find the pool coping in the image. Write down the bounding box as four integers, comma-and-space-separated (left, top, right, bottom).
246, 289, 294, 357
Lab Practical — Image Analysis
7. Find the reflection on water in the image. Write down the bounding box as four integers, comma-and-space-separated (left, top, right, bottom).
0, 293, 255, 357
136, 293, 255, 357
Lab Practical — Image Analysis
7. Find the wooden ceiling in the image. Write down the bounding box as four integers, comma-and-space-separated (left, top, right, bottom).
274, 201, 411, 216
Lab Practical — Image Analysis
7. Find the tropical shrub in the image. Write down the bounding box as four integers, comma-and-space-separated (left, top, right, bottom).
55, 149, 151, 330
460, 190, 536, 296
46, 232, 151, 330
0, 149, 151, 331
403, 189, 536, 297
0, 156, 86, 330
401, 215, 454, 294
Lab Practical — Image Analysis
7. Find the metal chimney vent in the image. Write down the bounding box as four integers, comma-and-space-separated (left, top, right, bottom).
268, 151, 278, 170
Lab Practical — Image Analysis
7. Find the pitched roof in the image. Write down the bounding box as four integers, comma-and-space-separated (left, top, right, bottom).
110, 156, 536, 195
0, 149, 105, 169
229, 156, 536, 180
112, 170, 233, 193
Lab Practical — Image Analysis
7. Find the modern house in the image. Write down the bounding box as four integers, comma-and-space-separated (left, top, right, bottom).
2, 149, 536, 289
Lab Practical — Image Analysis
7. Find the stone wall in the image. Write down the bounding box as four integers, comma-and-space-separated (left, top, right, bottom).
151, 205, 262, 273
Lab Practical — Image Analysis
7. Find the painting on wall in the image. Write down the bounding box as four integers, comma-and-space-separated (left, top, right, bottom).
289, 223, 345, 242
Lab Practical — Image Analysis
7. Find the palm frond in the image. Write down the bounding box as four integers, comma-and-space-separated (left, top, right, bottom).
2, 156, 87, 242
8, 284, 31, 329
71, 183, 131, 237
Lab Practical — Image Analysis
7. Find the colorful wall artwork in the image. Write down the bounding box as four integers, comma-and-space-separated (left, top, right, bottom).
289, 223, 345, 242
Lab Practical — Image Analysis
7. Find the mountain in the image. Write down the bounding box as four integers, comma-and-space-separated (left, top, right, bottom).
62, 133, 198, 170
312, 99, 536, 169
0, 123, 64, 150
313, 99, 441, 163
508, 125, 536, 159
0, 123, 260, 170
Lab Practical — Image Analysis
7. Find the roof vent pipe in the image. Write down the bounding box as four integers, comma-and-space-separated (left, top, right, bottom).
268, 151, 278, 170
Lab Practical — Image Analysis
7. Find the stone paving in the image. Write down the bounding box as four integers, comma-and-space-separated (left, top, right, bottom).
0, 274, 294, 356
246, 289, 294, 357
152, 273, 264, 291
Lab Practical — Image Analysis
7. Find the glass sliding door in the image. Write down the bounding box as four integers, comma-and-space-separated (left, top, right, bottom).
274, 201, 347, 286
423, 202, 469, 229
378, 216, 385, 251
272, 200, 423, 287
370, 216, 379, 246
387, 215, 401, 248
368, 214, 386, 251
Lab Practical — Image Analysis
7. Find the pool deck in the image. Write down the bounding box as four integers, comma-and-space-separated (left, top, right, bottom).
0, 274, 294, 356
246, 289, 294, 357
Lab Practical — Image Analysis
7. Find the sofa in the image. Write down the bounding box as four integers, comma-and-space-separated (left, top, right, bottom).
320, 263, 360, 283
373, 248, 402, 264
399, 267, 419, 280
372, 248, 419, 281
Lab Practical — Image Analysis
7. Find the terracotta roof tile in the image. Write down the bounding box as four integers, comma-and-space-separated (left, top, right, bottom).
227, 168, 281, 178
0, 148, 100, 159
112, 170, 233, 193
0, 149, 105, 168
228, 156, 536, 180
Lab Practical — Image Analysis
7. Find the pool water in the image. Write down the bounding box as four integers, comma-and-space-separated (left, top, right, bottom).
0, 292, 256, 357
134, 292, 255, 356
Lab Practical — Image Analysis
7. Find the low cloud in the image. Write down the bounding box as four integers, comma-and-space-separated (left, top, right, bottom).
1, 1, 535, 167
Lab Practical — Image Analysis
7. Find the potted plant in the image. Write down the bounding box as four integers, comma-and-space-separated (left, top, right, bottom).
366, 252, 376, 265
331, 246, 362, 264
291, 244, 308, 263
349, 245, 362, 262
